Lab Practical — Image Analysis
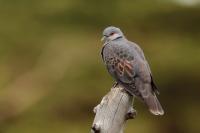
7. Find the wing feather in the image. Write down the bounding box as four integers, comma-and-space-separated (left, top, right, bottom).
112, 58, 135, 84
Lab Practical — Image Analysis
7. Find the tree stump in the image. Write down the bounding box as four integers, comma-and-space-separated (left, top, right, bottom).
91, 85, 136, 133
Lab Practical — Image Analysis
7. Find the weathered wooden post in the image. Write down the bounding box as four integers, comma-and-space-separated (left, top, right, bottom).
91, 85, 137, 133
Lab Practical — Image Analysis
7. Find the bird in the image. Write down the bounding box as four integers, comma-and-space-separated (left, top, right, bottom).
101, 26, 164, 115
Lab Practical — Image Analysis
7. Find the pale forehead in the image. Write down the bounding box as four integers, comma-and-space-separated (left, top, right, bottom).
103, 26, 122, 34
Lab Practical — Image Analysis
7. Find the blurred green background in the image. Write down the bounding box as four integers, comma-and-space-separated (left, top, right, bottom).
0, 0, 200, 133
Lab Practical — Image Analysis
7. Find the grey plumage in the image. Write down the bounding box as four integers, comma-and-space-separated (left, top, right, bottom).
101, 26, 164, 115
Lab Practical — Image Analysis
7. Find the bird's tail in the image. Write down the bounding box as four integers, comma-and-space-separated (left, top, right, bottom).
144, 94, 164, 115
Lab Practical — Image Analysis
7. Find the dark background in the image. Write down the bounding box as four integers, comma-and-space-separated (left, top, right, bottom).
0, 0, 200, 133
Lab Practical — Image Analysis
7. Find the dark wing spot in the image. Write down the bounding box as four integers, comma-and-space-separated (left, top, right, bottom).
123, 54, 128, 58
127, 56, 134, 60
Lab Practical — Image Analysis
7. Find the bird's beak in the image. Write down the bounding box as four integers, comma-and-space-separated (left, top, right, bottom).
101, 36, 106, 42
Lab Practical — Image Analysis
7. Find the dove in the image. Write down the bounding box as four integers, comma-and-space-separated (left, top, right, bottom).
101, 26, 164, 115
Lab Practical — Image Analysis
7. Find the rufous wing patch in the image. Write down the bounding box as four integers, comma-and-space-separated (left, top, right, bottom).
116, 59, 134, 77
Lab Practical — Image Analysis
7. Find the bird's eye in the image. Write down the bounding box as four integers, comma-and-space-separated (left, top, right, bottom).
110, 32, 115, 36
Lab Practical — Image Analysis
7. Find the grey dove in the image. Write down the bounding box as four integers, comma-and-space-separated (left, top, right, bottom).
101, 26, 164, 115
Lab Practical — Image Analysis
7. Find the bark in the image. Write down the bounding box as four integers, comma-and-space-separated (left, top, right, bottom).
91, 85, 136, 133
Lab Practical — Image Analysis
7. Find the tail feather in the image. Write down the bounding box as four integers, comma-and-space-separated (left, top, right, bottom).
144, 94, 164, 115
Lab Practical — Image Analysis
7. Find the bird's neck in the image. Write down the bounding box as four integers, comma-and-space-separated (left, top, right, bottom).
112, 36, 126, 41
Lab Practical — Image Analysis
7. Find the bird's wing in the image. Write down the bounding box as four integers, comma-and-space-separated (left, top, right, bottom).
101, 43, 107, 62
105, 46, 135, 84
128, 41, 159, 94
106, 56, 138, 96
113, 58, 135, 84
129, 41, 151, 72
101, 44, 106, 62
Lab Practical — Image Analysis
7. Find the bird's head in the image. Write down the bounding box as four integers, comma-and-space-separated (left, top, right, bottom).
101, 26, 124, 42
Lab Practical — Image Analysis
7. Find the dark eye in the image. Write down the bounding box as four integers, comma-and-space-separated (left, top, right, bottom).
110, 32, 115, 36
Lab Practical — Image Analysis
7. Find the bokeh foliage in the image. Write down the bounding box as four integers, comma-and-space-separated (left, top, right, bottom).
0, 0, 200, 133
